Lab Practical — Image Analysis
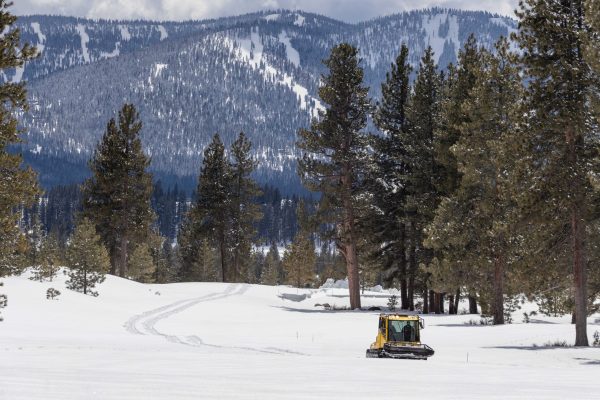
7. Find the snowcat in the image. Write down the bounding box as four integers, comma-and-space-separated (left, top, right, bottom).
366, 314, 434, 360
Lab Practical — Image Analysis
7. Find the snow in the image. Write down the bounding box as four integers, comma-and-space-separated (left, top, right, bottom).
294, 14, 305, 27
264, 13, 280, 21
157, 25, 168, 40
1, 272, 599, 399
75, 24, 90, 63
154, 63, 168, 77
228, 29, 323, 118
100, 42, 120, 58
278, 30, 300, 67
11, 66, 23, 83
30, 22, 46, 54
119, 25, 131, 41
421, 13, 459, 62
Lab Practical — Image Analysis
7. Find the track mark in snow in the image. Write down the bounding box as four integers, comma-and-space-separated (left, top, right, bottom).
75, 24, 90, 63
119, 25, 131, 41
31, 22, 46, 54
157, 25, 168, 40
124, 284, 305, 356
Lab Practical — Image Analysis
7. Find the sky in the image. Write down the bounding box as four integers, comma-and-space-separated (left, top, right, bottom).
13, 0, 521, 22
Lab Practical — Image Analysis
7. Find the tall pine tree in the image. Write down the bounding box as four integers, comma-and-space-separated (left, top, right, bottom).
180, 134, 231, 282
299, 43, 371, 309
229, 132, 262, 282
82, 104, 154, 278
0, 2, 39, 319
426, 39, 523, 324
513, 0, 600, 345
369, 44, 412, 309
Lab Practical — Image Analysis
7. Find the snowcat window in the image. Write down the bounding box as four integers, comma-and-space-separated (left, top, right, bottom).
388, 320, 418, 342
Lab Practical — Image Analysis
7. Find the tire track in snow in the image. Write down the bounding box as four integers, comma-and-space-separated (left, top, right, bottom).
124, 284, 306, 356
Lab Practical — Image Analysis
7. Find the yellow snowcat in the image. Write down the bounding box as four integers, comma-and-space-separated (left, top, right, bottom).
366, 314, 434, 360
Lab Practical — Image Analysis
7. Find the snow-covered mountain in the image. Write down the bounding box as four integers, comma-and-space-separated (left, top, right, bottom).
13, 9, 516, 191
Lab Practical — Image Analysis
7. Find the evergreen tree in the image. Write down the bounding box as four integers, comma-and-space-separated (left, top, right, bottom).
513, 0, 600, 345
282, 201, 316, 288
260, 243, 281, 286
82, 104, 154, 277
0, 1, 39, 275
404, 46, 445, 310
31, 231, 63, 282
436, 34, 480, 197
425, 39, 523, 325
128, 243, 155, 283
155, 240, 177, 283
66, 218, 110, 296
427, 35, 484, 314
229, 132, 262, 282
369, 44, 412, 308
182, 134, 231, 282
298, 43, 371, 309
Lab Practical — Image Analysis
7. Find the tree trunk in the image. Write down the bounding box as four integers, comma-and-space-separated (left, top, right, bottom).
119, 233, 128, 278
407, 223, 416, 311
399, 224, 408, 310
438, 293, 445, 314
492, 253, 505, 325
423, 287, 429, 314
219, 239, 226, 283
109, 248, 118, 276
571, 205, 589, 346
429, 290, 435, 314
454, 289, 460, 314
341, 168, 361, 310
448, 294, 455, 314
83, 270, 87, 295
468, 295, 478, 314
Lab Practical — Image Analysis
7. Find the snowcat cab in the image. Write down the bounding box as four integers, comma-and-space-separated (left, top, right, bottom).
366, 314, 434, 360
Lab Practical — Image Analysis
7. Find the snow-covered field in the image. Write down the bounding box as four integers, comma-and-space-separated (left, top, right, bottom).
1, 273, 599, 399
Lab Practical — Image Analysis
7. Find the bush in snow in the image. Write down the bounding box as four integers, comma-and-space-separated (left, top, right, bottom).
46, 288, 61, 300
0, 282, 6, 322
387, 295, 398, 311
593, 331, 600, 347
30, 233, 63, 282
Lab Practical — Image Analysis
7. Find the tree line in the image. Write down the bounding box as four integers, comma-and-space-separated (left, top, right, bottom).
298, 0, 600, 347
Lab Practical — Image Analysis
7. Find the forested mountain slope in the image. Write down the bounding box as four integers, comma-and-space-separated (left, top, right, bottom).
12, 9, 516, 192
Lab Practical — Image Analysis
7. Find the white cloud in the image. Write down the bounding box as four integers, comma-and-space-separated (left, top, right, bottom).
13, 0, 520, 22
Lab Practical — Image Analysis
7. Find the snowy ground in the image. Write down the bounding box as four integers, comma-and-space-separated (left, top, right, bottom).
1, 272, 599, 399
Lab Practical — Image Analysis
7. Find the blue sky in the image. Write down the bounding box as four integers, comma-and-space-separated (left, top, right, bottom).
13, 0, 520, 22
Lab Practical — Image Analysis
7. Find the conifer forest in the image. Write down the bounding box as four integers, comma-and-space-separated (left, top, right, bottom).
2, 0, 600, 398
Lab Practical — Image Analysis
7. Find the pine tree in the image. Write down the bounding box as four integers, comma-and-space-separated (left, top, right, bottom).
298, 43, 371, 309
0, 1, 40, 275
66, 218, 110, 296
513, 0, 600, 345
426, 35, 484, 314
128, 243, 155, 283
229, 132, 262, 282
31, 231, 63, 282
426, 39, 523, 325
182, 134, 231, 282
82, 104, 154, 278
369, 44, 412, 308
435, 34, 480, 197
404, 46, 444, 311
282, 201, 316, 288
260, 243, 281, 286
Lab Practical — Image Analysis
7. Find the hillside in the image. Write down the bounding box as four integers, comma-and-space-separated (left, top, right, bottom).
1, 272, 598, 399
12, 9, 516, 191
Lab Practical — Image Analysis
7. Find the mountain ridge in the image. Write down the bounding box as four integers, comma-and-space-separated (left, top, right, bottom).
12, 8, 517, 193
